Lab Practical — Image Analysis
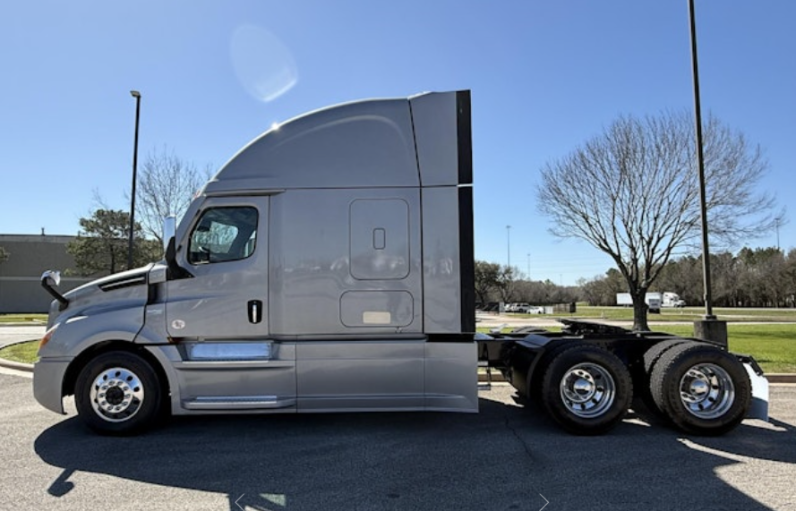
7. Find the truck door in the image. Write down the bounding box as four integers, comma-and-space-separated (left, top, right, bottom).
166, 196, 269, 339
165, 196, 296, 410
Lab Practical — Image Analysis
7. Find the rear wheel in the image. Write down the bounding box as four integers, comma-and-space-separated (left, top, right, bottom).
540, 345, 633, 435
75, 351, 163, 435
526, 340, 580, 403
640, 340, 701, 419
650, 343, 750, 435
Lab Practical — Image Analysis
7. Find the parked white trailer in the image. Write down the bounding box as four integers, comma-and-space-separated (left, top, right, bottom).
662, 292, 686, 307
616, 293, 633, 307
616, 292, 661, 313
35, 90, 767, 437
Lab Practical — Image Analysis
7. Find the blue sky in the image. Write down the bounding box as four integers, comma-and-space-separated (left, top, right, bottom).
1, 0, 794, 285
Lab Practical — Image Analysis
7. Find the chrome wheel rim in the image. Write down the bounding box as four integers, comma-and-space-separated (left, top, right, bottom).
89, 367, 145, 422
679, 363, 735, 419
559, 363, 616, 418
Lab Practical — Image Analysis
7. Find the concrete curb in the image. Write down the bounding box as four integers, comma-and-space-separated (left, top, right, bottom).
765, 374, 796, 384
0, 338, 36, 372
0, 357, 34, 372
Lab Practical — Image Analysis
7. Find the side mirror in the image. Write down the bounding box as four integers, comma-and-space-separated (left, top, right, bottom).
41, 270, 69, 310
162, 216, 177, 253
165, 235, 193, 280
41, 270, 61, 288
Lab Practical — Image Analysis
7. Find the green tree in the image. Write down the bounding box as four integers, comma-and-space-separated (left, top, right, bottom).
785, 249, 796, 308
580, 268, 626, 306
494, 265, 516, 304
474, 260, 500, 305
537, 111, 778, 330
67, 209, 160, 276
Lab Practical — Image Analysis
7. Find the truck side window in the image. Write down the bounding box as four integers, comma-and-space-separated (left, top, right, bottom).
188, 207, 258, 265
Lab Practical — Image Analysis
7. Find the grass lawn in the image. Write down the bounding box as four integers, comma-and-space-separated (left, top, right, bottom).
648, 323, 796, 374
477, 322, 796, 374
0, 340, 40, 364
510, 306, 796, 323
0, 314, 47, 324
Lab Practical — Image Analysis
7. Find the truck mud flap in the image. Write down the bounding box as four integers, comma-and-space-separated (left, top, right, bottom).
737, 354, 769, 421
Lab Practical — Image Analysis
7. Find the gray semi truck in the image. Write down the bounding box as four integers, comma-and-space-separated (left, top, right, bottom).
34, 90, 767, 436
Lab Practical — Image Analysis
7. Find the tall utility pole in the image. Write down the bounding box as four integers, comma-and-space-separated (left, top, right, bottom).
688, 0, 726, 346
128, 90, 142, 270
688, 0, 715, 320
506, 225, 511, 268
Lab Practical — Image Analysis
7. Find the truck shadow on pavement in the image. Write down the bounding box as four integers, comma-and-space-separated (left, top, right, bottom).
34, 396, 795, 511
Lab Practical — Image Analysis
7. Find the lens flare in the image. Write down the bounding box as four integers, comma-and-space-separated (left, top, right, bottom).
231, 25, 298, 103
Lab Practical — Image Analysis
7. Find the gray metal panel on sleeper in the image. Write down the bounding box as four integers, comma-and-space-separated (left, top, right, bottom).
268, 188, 422, 336
203, 99, 418, 194
340, 291, 414, 327
421, 187, 463, 333
349, 199, 410, 280
409, 92, 459, 187
424, 342, 478, 412
296, 340, 425, 411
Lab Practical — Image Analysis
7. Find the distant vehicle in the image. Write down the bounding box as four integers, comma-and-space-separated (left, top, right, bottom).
646, 294, 661, 313
616, 293, 661, 313
512, 303, 531, 313
662, 292, 686, 308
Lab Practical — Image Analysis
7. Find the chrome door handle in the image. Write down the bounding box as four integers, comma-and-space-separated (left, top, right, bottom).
248, 300, 263, 324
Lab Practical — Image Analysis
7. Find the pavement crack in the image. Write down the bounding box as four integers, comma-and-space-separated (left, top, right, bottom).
504, 411, 535, 462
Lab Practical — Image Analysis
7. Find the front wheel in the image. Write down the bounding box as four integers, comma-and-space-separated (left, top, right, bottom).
540, 345, 633, 435
74, 351, 163, 435
650, 344, 751, 435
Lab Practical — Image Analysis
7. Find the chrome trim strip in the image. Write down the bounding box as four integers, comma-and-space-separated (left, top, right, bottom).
173, 360, 294, 370
183, 396, 296, 410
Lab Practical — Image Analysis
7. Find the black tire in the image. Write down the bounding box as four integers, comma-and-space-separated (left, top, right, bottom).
526, 340, 580, 403
643, 340, 699, 375
74, 351, 164, 435
639, 340, 702, 419
650, 343, 751, 436
540, 345, 633, 435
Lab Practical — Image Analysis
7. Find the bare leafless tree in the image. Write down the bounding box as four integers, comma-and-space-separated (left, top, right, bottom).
537, 111, 779, 330
494, 265, 517, 304
133, 147, 212, 244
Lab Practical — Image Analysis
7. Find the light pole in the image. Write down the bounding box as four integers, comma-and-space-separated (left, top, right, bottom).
688, 0, 726, 345
128, 90, 141, 270
506, 225, 511, 268
688, 0, 714, 320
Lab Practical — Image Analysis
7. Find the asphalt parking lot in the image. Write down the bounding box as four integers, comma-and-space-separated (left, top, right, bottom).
1, 369, 795, 511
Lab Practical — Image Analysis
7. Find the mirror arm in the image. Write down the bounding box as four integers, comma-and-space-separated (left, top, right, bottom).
40, 271, 69, 310
165, 238, 193, 280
